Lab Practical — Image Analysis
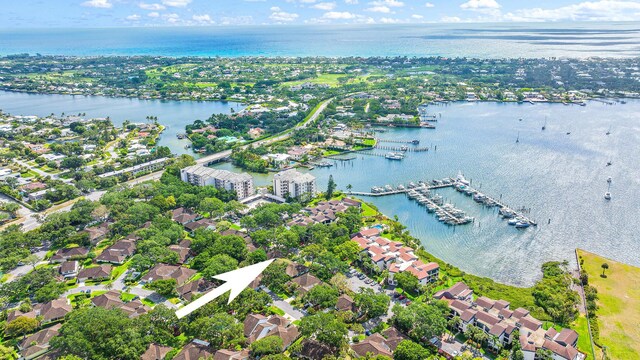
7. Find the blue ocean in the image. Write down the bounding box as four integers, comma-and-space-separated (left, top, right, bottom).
2, 23, 640, 58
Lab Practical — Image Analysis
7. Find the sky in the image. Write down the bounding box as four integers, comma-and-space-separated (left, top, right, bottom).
2, 0, 640, 27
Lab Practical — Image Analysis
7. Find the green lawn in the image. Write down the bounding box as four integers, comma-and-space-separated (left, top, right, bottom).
120, 292, 137, 302
360, 202, 379, 217
577, 249, 640, 360
111, 260, 131, 281
572, 315, 594, 360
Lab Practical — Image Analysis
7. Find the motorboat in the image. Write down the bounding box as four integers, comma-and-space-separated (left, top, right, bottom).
515, 221, 530, 229
456, 171, 470, 186
385, 152, 404, 160
508, 218, 520, 226
604, 192, 611, 200
607, 177, 612, 184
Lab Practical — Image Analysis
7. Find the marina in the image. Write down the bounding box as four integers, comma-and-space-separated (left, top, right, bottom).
354, 173, 536, 228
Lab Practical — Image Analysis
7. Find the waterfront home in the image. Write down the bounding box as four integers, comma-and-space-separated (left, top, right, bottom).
352, 231, 440, 285
18, 323, 62, 360
434, 283, 584, 360
287, 146, 312, 161
77, 264, 112, 283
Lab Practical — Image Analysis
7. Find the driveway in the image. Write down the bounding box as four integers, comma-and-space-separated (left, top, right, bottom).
265, 289, 304, 320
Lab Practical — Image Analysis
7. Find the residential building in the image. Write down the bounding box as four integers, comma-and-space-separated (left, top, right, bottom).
98, 157, 169, 178
50, 247, 89, 263
243, 314, 300, 349
96, 239, 136, 264
141, 343, 172, 360
59, 261, 79, 279
434, 283, 585, 360
180, 165, 254, 199
273, 169, 316, 199
18, 323, 62, 360
140, 264, 197, 286
77, 264, 112, 283
174, 340, 214, 360
352, 230, 440, 285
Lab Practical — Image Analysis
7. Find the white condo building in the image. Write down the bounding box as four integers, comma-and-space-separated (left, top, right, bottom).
273, 169, 316, 199
180, 165, 254, 199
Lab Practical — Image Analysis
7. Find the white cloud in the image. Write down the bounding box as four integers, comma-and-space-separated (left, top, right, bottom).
162, 13, 180, 23
424, 2, 434, 7
270, 9, 299, 22
460, 0, 501, 10
192, 14, 214, 23
285, 0, 317, 3
81, 0, 112, 8
323, 11, 358, 19
440, 16, 462, 22
126, 14, 141, 20
220, 16, 254, 25
411, 14, 424, 19
139, 2, 165, 10
345, 0, 359, 3
366, 5, 391, 13
504, 1, 640, 22
379, 17, 398, 23
312, 2, 336, 10
148, 11, 160, 17
161, 0, 191, 7
369, 0, 404, 7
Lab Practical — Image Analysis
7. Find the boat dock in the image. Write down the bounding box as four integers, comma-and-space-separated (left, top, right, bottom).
376, 138, 420, 145
374, 145, 429, 152
348, 175, 536, 228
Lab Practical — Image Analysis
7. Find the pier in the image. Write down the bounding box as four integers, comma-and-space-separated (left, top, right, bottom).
376, 138, 420, 145
348, 175, 537, 228
374, 145, 429, 152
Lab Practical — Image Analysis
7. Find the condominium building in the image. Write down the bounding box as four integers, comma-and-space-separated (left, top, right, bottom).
180, 165, 254, 199
272, 169, 316, 199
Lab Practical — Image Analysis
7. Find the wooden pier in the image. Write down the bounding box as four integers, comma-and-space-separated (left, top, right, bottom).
376, 138, 420, 144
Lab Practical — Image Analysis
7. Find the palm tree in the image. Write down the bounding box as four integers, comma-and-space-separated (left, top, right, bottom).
601, 263, 609, 277
346, 184, 352, 193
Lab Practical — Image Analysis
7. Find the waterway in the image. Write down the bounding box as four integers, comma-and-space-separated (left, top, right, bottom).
0, 90, 241, 155
1, 90, 639, 286
216, 100, 640, 286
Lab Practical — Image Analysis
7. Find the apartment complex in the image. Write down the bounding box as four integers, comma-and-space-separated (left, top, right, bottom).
434, 282, 585, 360
180, 165, 254, 199
273, 169, 316, 199
352, 227, 440, 285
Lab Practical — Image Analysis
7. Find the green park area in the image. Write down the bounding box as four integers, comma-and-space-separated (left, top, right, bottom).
577, 249, 640, 360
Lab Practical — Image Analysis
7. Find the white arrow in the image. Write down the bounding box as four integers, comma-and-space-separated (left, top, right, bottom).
175, 259, 274, 319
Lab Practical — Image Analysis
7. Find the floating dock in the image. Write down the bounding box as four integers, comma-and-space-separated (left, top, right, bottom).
349, 175, 536, 228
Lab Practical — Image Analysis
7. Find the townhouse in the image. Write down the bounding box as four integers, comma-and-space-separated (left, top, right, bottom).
352, 228, 440, 285
434, 282, 585, 360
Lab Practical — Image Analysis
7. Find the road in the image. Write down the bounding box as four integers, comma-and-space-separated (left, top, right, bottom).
3, 98, 334, 283
195, 98, 332, 166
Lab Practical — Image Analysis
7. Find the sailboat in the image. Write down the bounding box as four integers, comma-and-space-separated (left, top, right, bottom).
606, 160, 612, 166
604, 182, 612, 200
542, 116, 547, 131
516, 131, 520, 143
606, 126, 611, 135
